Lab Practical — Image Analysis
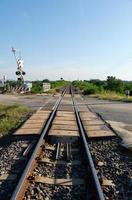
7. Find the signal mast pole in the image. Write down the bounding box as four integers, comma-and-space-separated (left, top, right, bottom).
11, 47, 26, 82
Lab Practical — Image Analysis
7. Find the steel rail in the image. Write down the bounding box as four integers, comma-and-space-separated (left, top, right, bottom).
11, 86, 68, 200
71, 87, 105, 200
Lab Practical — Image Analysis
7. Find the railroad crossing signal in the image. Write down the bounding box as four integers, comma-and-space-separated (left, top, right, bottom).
12, 47, 26, 82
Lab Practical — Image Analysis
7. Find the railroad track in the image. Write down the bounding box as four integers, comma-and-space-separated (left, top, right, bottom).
9, 86, 108, 200
0, 89, 65, 200
1, 86, 130, 200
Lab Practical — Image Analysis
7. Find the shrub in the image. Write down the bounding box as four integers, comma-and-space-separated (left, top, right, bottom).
31, 81, 43, 94
83, 84, 99, 95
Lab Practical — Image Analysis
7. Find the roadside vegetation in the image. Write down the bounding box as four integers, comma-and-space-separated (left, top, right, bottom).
73, 76, 132, 102
31, 81, 44, 94
2, 77, 132, 101
31, 80, 69, 94
1, 79, 69, 94
0, 104, 31, 137
49, 80, 70, 93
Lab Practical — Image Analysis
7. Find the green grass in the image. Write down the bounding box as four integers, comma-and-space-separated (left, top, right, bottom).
48, 81, 70, 94
0, 104, 32, 137
89, 91, 132, 102
47, 88, 57, 94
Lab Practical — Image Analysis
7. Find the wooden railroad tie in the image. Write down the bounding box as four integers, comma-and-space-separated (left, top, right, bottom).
35, 176, 85, 186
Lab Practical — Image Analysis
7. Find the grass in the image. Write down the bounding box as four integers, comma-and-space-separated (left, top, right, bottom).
47, 88, 57, 94
89, 91, 132, 102
47, 81, 70, 94
0, 104, 32, 137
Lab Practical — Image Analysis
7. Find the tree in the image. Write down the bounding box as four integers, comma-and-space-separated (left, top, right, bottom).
31, 81, 43, 93
43, 79, 50, 83
89, 79, 105, 87
106, 76, 124, 93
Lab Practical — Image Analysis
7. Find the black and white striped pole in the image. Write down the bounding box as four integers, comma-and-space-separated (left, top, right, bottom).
12, 47, 26, 82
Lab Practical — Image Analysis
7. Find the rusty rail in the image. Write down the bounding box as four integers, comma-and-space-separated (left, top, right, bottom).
71, 86, 105, 200
10, 86, 69, 200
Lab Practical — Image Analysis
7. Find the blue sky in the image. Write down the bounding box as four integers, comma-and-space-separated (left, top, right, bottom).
0, 0, 132, 81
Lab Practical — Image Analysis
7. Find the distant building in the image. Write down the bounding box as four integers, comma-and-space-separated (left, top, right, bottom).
43, 83, 51, 92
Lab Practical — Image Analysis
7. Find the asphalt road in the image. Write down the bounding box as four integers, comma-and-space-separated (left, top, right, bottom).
0, 94, 132, 145
83, 96, 132, 125
0, 94, 132, 124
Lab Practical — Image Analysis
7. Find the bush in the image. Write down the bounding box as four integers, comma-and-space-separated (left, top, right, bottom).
83, 84, 99, 95
105, 76, 125, 93
51, 80, 68, 89
31, 81, 43, 94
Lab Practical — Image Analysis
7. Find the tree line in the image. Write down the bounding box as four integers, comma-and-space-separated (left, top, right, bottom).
73, 76, 132, 96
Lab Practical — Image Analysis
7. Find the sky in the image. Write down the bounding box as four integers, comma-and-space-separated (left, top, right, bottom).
0, 0, 132, 81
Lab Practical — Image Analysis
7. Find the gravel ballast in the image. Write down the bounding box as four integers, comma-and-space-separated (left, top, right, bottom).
89, 138, 132, 200
23, 142, 90, 200
0, 139, 33, 200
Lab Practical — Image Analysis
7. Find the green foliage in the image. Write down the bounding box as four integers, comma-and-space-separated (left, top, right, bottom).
51, 80, 69, 90
6, 80, 18, 87
105, 76, 125, 93
83, 84, 99, 95
0, 87, 5, 93
31, 81, 43, 94
124, 82, 132, 95
73, 80, 100, 94
43, 79, 50, 83
73, 76, 132, 97
89, 79, 105, 87
4, 80, 24, 92
72, 80, 88, 90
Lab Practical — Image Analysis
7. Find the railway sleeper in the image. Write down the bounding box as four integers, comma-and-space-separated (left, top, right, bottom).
34, 176, 85, 186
